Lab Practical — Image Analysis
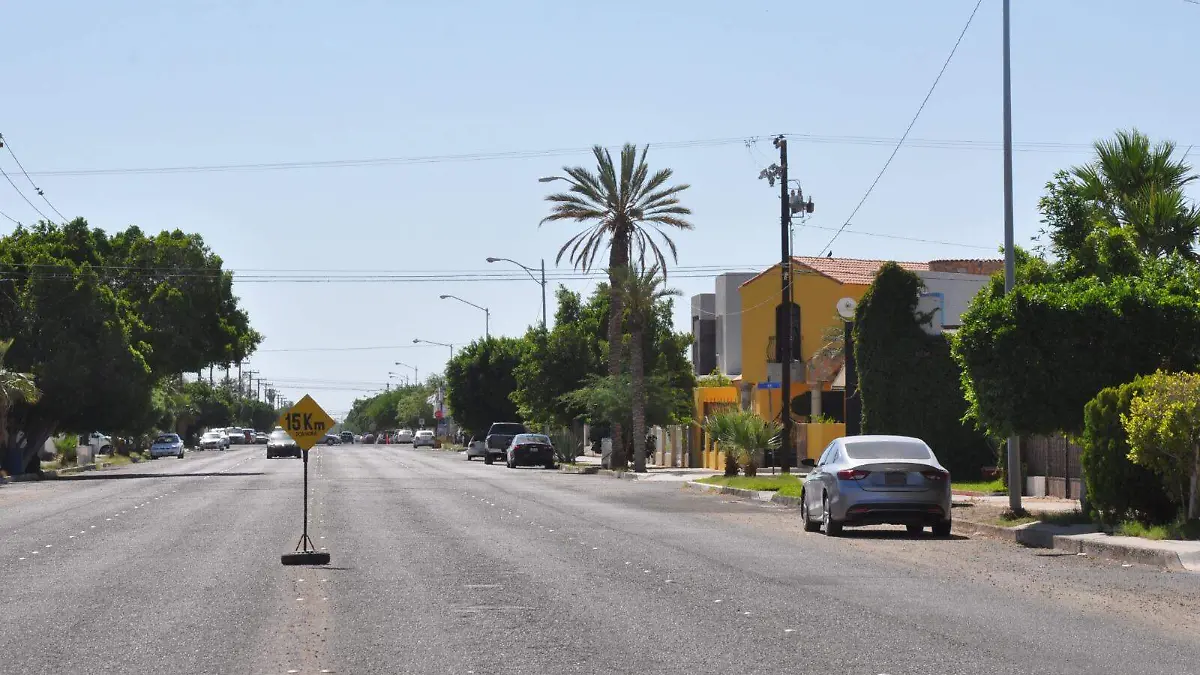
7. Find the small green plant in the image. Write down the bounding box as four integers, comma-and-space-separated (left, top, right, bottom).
1115, 518, 1200, 540
808, 413, 837, 424
697, 369, 733, 388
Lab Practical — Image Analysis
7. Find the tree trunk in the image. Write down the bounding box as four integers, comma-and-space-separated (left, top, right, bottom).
606, 231, 629, 470
1190, 444, 1199, 521
723, 445, 739, 477
631, 325, 647, 473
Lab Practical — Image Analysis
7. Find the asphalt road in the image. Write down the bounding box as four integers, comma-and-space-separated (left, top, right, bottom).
2, 444, 1199, 674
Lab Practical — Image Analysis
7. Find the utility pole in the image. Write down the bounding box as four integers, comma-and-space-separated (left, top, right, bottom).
775, 134, 794, 474
244, 370, 259, 400
540, 259, 547, 329
1001, 0, 1021, 514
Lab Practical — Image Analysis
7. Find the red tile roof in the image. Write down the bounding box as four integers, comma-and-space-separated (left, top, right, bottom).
739, 257, 929, 288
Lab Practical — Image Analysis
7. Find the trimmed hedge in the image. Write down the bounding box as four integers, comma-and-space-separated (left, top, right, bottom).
1081, 378, 1177, 525
855, 263, 995, 479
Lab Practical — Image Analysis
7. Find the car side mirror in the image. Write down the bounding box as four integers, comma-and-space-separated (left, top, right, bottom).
800, 458, 816, 468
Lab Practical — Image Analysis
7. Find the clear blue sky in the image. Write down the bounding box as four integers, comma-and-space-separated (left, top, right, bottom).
3, 0, 1196, 417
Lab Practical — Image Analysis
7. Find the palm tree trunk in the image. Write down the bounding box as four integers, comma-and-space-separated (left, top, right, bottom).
631, 325, 647, 473
607, 231, 629, 469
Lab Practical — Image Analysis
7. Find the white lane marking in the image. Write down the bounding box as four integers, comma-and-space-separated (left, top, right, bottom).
665, 579, 673, 583
18, 557, 25, 560
743, 611, 751, 616
45, 544, 52, 548
713, 599, 722, 603
592, 547, 598, 550
785, 629, 795, 633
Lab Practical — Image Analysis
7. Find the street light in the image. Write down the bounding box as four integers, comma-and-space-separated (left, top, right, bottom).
412, 338, 454, 362
438, 294, 489, 338
394, 361, 418, 384
388, 371, 407, 387
486, 256, 547, 328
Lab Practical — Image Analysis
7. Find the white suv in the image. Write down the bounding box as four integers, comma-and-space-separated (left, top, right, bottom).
413, 430, 435, 448
396, 429, 415, 444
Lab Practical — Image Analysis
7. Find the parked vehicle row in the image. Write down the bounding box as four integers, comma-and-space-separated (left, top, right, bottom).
465, 422, 557, 470
148, 433, 185, 459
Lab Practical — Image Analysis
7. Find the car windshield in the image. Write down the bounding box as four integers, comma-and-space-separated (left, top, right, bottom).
202, 432, 220, 438
843, 440, 932, 461
490, 424, 526, 435
155, 434, 179, 444
515, 434, 551, 444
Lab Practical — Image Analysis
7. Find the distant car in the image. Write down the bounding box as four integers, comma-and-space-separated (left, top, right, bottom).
484, 422, 527, 465
413, 429, 435, 448
200, 431, 227, 450
361, 432, 376, 444
395, 429, 415, 444
255, 432, 268, 444
505, 433, 556, 470
465, 437, 488, 461
323, 434, 341, 446
224, 429, 240, 447
148, 433, 185, 459
799, 435, 952, 537
267, 428, 302, 459
354, 434, 363, 444
340, 431, 354, 444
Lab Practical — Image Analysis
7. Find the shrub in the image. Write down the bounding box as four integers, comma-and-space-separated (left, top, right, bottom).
1081, 378, 1177, 525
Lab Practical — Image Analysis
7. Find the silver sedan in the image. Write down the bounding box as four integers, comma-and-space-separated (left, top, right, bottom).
799, 435, 952, 537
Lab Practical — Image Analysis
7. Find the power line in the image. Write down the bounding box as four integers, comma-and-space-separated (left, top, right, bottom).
800, 223, 995, 250
0, 161, 51, 222
0, 133, 68, 221
13, 134, 1134, 180
817, 0, 985, 257
0, 208, 19, 226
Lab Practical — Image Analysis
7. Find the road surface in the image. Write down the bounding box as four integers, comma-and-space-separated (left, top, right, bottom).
2, 444, 1198, 674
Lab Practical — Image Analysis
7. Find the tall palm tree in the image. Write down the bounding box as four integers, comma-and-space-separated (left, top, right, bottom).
613, 264, 679, 472
0, 339, 40, 453
541, 144, 693, 468
1072, 129, 1200, 259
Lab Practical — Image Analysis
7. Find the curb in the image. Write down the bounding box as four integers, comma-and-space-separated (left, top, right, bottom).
559, 465, 601, 475
597, 469, 639, 481
686, 481, 1194, 572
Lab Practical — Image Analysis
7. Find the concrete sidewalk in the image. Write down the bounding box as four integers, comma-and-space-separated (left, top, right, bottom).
686, 480, 1200, 573
570, 455, 720, 482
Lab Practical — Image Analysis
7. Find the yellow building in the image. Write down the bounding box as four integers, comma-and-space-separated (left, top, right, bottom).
738, 256, 931, 425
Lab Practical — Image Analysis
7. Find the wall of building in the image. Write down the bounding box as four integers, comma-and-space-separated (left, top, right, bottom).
690, 293, 716, 375
915, 270, 992, 333
714, 273, 755, 376
928, 259, 1003, 276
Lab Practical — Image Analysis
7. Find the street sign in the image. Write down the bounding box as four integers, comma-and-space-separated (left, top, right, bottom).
418, 417, 425, 426
277, 394, 335, 451
757, 381, 782, 389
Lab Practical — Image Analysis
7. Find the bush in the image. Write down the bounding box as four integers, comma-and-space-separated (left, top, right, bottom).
855, 263, 995, 479
54, 435, 78, 465
1081, 378, 1177, 526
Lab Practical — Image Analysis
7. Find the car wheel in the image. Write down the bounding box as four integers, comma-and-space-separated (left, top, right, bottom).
822, 495, 843, 537
906, 524, 925, 535
484, 454, 494, 465
801, 491, 821, 532
178, 452, 184, 459
932, 519, 952, 537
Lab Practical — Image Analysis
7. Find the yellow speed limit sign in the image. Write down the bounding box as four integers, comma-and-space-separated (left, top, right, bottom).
277, 394, 335, 451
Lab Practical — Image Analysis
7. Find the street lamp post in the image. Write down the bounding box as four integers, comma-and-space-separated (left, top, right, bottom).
439, 294, 489, 338
412, 338, 454, 363
486, 256, 547, 328
1001, 0, 1021, 514
394, 361, 418, 385
388, 371, 406, 388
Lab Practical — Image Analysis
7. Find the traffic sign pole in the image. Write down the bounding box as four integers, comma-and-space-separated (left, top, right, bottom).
281, 395, 334, 567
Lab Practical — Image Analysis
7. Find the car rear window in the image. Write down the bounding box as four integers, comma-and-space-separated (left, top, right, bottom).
515, 434, 551, 444
490, 423, 526, 435
269, 431, 292, 441
843, 440, 932, 461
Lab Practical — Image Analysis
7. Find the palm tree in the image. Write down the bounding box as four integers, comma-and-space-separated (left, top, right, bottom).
613, 264, 680, 472
541, 144, 693, 468
0, 339, 40, 455
1072, 129, 1200, 259
705, 409, 781, 478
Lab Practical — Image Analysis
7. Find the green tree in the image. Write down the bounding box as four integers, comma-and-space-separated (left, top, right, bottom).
0, 339, 40, 460
1122, 371, 1200, 520
540, 144, 693, 468
855, 263, 995, 478
445, 337, 527, 436
613, 264, 680, 472
395, 388, 435, 429
511, 287, 605, 428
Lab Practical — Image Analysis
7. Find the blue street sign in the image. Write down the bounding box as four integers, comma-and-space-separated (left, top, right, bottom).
757, 381, 781, 389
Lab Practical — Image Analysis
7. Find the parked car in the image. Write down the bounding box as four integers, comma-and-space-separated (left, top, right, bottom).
83, 431, 114, 456
465, 436, 488, 461
361, 432, 377, 444
224, 429, 241, 447
255, 432, 268, 444
505, 433, 556, 470
200, 431, 227, 450
266, 428, 302, 459
799, 435, 952, 537
148, 433, 185, 459
413, 429, 436, 448
340, 430, 354, 444
483, 422, 527, 464
395, 429, 414, 444
323, 434, 341, 446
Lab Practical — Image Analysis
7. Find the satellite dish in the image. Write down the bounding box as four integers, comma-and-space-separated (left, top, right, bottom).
836, 297, 857, 320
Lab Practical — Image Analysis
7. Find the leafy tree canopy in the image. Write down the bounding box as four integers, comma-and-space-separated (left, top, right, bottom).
445, 336, 527, 436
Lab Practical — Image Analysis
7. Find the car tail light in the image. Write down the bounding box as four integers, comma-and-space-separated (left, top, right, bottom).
921, 469, 949, 481
836, 469, 870, 480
